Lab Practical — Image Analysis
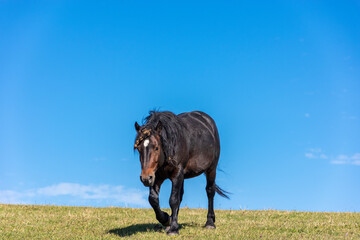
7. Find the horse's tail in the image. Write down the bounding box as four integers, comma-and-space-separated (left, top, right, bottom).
215, 184, 230, 199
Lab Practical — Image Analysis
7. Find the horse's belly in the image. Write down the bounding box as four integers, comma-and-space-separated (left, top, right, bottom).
184, 169, 204, 179
183, 155, 212, 179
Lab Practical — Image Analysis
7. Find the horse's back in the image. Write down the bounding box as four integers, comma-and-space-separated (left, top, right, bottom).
179, 110, 217, 133
177, 111, 220, 178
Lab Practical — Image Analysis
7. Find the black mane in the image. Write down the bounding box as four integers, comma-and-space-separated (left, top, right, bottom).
136, 111, 186, 161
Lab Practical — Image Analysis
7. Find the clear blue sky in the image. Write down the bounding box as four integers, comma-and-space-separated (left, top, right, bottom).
1, 1, 359, 212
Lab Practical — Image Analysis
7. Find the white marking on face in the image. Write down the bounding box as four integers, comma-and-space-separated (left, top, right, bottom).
144, 139, 150, 147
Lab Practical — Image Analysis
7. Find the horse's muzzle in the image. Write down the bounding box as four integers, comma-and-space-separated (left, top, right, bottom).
140, 174, 155, 187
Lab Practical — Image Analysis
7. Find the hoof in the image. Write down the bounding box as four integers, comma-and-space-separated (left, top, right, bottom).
167, 231, 179, 236
205, 224, 216, 229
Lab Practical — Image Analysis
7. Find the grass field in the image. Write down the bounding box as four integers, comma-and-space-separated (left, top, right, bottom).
0, 204, 359, 239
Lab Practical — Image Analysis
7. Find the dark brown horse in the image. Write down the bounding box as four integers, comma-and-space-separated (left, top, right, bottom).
134, 110, 228, 235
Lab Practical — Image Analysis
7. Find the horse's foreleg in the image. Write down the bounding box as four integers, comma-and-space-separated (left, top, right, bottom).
167, 170, 184, 235
205, 169, 216, 228
149, 179, 170, 226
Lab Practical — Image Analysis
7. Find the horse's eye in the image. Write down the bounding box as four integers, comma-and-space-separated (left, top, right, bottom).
155, 147, 159, 151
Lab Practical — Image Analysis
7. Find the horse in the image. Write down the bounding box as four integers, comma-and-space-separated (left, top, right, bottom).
134, 110, 228, 235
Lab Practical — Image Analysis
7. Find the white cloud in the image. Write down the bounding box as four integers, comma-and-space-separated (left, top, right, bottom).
337, 154, 348, 160
330, 153, 360, 166
353, 160, 360, 166
340, 112, 358, 120
305, 153, 316, 159
0, 183, 148, 207
309, 148, 322, 153
319, 154, 328, 159
330, 160, 348, 165
305, 149, 359, 166
305, 148, 327, 159
0, 190, 29, 204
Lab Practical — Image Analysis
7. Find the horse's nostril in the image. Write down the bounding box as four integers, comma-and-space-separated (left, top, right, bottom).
140, 176, 143, 182
149, 175, 153, 180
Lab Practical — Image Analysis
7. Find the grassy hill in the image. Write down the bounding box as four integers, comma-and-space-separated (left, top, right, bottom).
0, 204, 359, 239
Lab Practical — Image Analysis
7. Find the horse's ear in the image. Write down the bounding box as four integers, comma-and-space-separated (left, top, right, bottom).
135, 122, 141, 132
155, 121, 162, 134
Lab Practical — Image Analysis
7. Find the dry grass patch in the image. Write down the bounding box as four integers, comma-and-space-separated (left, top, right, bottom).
0, 204, 359, 239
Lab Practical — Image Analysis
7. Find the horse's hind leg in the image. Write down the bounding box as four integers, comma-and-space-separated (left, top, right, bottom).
205, 168, 216, 229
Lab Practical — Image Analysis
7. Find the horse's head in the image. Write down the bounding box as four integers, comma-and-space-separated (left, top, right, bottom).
134, 121, 164, 187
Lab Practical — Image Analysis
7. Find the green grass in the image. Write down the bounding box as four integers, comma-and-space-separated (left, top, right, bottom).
0, 204, 359, 239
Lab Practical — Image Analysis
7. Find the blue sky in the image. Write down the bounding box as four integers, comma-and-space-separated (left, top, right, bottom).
1, 1, 359, 212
